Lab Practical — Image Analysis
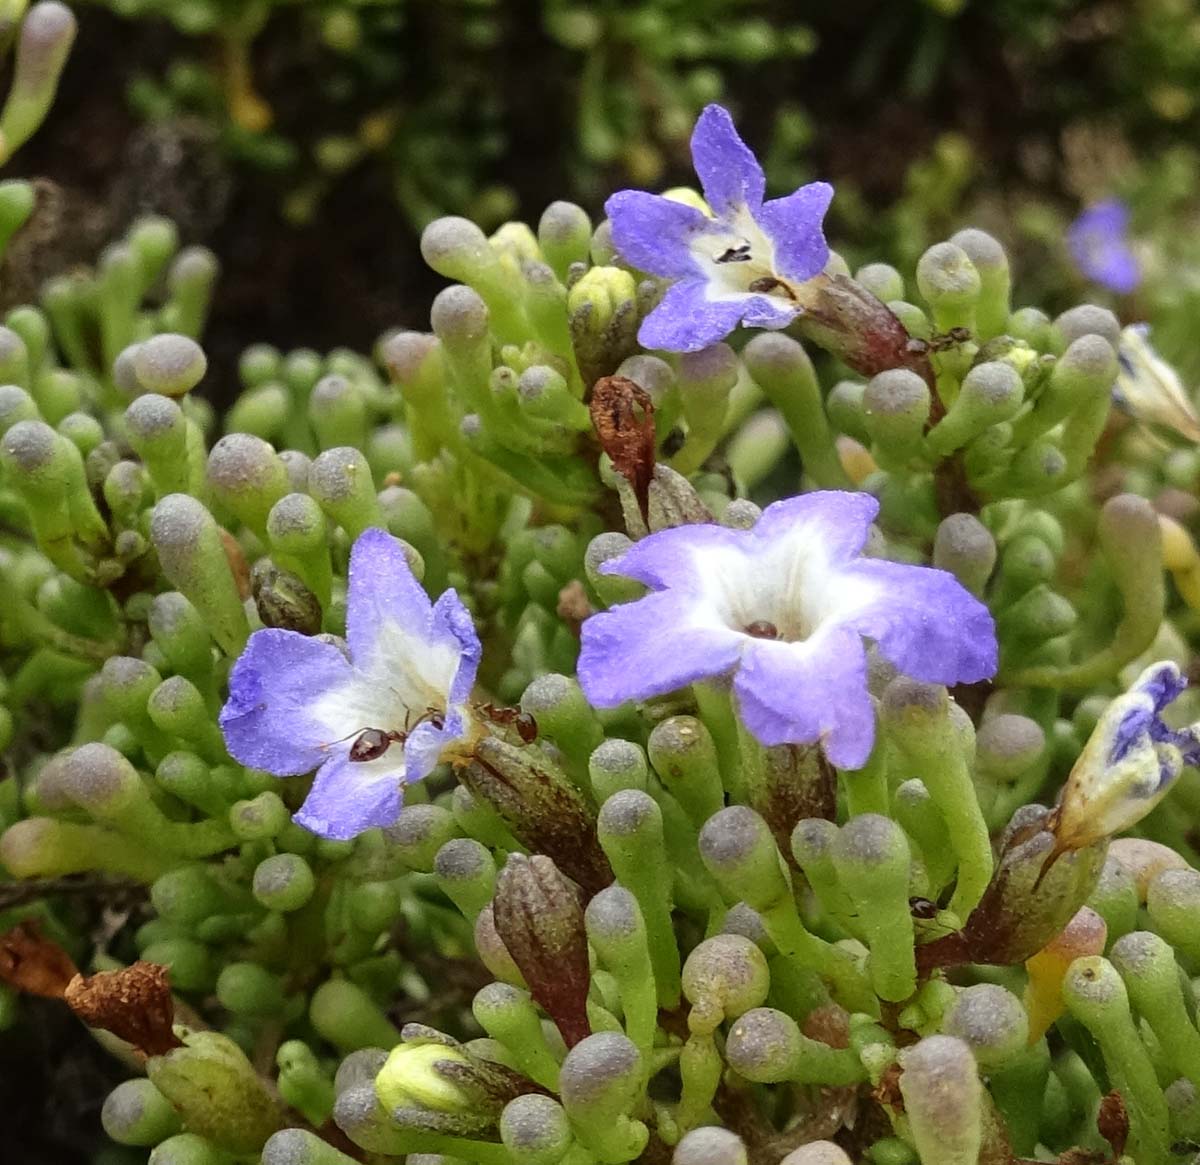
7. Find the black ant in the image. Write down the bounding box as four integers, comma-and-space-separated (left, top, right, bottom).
908, 896, 939, 919
477, 702, 538, 742
906, 327, 972, 357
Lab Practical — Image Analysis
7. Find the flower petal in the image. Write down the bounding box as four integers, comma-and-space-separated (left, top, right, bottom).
600, 522, 747, 591
752, 491, 879, 565
740, 295, 802, 330
294, 751, 405, 840
839, 558, 998, 685
690, 104, 765, 217
756, 182, 834, 282
638, 279, 747, 353
578, 590, 743, 707
346, 527, 435, 669
604, 190, 711, 279
220, 628, 354, 775
430, 589, 483, 710
733, 625, 875, 768
1067, 199, 1140, 294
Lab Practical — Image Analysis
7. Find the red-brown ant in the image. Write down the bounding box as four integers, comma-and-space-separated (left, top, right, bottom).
747, 276, 798, 301
324, 707, 445, 764
476, 702, 538, 742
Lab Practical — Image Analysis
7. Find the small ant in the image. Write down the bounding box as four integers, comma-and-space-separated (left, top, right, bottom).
906, 327, 972, 357
324, 707, 445, 764
908, 896, 939, 919
477, 702, 538, 743
747, 276, 798, 301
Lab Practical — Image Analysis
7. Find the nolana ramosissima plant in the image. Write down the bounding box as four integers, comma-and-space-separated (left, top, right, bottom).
7, 101, 1200, 1165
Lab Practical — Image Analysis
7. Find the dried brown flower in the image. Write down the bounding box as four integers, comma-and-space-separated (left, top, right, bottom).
590, 376, 656, 525
65, 961, 183, 1057
0, 920, 78, 998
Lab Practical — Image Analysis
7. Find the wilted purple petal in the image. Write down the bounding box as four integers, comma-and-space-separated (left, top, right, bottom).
690, 104, 765, 217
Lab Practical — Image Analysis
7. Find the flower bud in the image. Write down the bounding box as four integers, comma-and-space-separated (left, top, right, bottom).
863, 368, 930, 465
147, 1133, 228, 1164
230, 791, 289, 841
150, 494, 249, 656
0, 383, 37, 434
854, 263, 904, 303
309, 373, 367, 451
1054, 303, 1121, 350
568, 266, 638, 385
832, 815, 916, 1001
538, 201, 592, 282
0, 2, 76, 163
587, 738, 649, 801
472, 983, 561, 1091
942, 984, 1028, 1069
681, 935, 769, 1035
1110, 930, 1200, 1088
307, 447, 385, 540
206, 433, 289, 538
216, 962, 286, 1017
266, 491, 332, 604
779, 1145, 852, 1165
433, 838, 496, 921
598, 790, 680, 1009
261, 1129, 359, 1165
927, 361, 1023, 457
148, 675, 226, 760
558, 1032, 648, 1162
898, 1035, 982, 1165
520, 673, 602, 775
375, 1041, 475, 1115
250, 559, 322, 635
673, 1127, 748, 1165
1146, 867, 1200, 962
647, 716, 724, 829
500, 1093, 574, 1165
493, 853, 591, 1047
473, 903, 525, 987
421, 216, 493, 283
584, 884, 656, 1054
932, 512, 996, 596
252, 852, 316, 911
1062, 956, 1172, 1161
725, 1007, 862, 1086
101, 1078, 182, 1146
132, 334, 207, 397
915, 242, 981, 332
147, 1030, 283, 1153
309, 979, 400, 1054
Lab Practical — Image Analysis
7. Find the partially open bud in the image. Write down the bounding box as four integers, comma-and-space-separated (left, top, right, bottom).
681, 934, 770, 1035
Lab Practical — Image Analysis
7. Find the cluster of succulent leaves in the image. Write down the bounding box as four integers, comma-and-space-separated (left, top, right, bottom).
4, 95, 1200, 1165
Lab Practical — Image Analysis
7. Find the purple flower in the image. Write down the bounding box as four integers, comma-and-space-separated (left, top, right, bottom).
1066, 199, 1141, 294
604, 103, 833, 353
219, 528, 481, 840
577, 491, 996, 768
1055, 661, 1200, 850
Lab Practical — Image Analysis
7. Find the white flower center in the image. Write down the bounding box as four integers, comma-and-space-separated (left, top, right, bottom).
689, 207, 796, 303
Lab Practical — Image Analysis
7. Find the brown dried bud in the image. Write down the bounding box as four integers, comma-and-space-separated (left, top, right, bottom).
590, 376, 655, 525
65, 960, 183, 1056
492, 855, 591, 1048
0, 920, 77, 998
1097, 1090, 1129, 1159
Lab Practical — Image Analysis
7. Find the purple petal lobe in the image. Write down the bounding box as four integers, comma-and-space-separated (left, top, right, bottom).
295, 752, 404, 840
733, 626, 875, 768
841, 558, 998, 684
577, 590, 743, 708
753, 491, 879, 565
346, 527, 435, 670
1067, 199, 1141, 295
604, 190, 710, 279
690, 104, 765, 217
430, 588, 483, 710
638, 279, 746, 353
601, 522, 746, 591
220, 628, 354, 774
757, 182, 834, 282
740, 295, 802, 330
